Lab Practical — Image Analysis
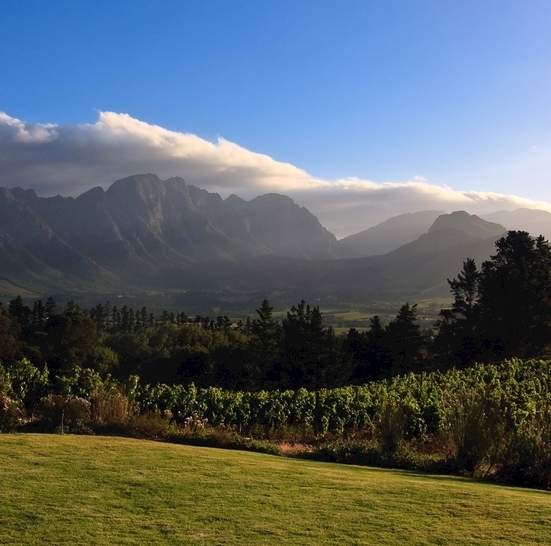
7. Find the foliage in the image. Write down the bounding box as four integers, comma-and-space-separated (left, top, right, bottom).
168, 427, 282, 456
495, 399, 551, 489
434, 231, 551, 365
38, 394, 91, 431
1, 358, 50, 414
90, 390, 132, 425
0, 392, 22, 431
309, 439, 450, 473
126, 412, 171, 438
441, 384, 504, 474
378, 395, 407, 454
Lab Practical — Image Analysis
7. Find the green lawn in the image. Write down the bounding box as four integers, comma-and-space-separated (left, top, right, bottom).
1, 435, 550, 545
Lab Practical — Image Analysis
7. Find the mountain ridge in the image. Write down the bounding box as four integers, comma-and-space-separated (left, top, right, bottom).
339, 210, 444, 256
0, 174, 352, 294
0, 175, 526, 303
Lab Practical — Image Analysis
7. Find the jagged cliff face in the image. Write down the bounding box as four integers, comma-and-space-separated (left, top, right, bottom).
0, 174, 351, 293
225, 193, 353, 259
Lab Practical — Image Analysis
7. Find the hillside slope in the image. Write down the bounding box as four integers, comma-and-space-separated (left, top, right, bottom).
340, 210, 444, 256
1, 435, 550, 545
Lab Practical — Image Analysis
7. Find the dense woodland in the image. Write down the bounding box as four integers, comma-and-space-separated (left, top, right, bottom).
2, 230, 551, 488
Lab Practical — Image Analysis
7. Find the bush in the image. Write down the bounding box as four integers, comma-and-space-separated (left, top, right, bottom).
311, 440, 382, 466
442, 385, 504, 475
496, 402, 551, 489
0, 392, 22, 431
168, 427, 282, 456
309, 439, 452, 473
126, 412, 170, 439
91, 391, 131, 425
379, 397, 407, 455
38, 395, 91, 431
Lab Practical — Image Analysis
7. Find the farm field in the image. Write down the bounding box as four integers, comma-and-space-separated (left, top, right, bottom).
1, 435, 551, 545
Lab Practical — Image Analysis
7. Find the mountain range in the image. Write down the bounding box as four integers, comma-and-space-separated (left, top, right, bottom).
0, 174, 349, 294
1, 173, 547, 303
339, 210, 445, 257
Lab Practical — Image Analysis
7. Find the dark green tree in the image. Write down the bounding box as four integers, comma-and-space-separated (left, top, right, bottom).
477, 231, 551, 360
8, 296, 31, 328
31, 300, 46, 327
44, 309, 98, 372
280, 300, 344, 390
250, 300, 281, 355
433, 258, 482, 368
349, 315, 391, 381
44, 296, 56, 317
0, 311, 20, 362
385, 303, 425, 375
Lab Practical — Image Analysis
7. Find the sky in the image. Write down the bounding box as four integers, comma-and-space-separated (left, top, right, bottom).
1, 0, 551, 237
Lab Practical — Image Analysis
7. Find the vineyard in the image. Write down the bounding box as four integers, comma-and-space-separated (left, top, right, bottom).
3, 358, 551, 488
132, 359, 551, 438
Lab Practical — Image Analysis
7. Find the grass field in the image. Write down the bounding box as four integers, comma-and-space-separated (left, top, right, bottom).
1, 435, 550, 545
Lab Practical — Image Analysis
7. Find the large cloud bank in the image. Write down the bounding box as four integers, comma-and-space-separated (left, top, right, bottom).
1, 111, 550, 238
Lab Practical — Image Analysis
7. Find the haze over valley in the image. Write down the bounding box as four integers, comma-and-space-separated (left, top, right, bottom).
2, 171, 550, 312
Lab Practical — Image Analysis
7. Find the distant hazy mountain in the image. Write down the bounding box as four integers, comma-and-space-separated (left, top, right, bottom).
368, 211, 507, 297
482, 208, 551, 240
0, 175, 513, 302
428, 210, 506, 239
0, 174, 351, 294
339, 210, 444, 256
195, 211, 509, 301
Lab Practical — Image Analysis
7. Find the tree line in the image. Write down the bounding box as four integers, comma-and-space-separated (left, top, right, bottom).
1, 230, 551, 392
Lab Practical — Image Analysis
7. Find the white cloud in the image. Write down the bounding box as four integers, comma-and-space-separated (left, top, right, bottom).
1, 110, 550, 238
0, 112, 58, 143
297, 180, 551, 237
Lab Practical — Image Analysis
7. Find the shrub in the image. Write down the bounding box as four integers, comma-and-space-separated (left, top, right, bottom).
168, 427, 282, 456
91, 391, 131, 425
0, 392, 22, 432
265, 423, 316, 444
38, 395, 91, 431
65, 397, 91, 426
496, 401, 551, 489
127, 412, 170, 439
379, 397, 407, 455
442, 385, 504, 475
309, 439, 452, 474
311, 440, 382, 466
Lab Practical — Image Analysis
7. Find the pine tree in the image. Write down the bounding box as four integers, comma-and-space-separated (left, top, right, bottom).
385, 303, 425, 375
44, 296, 56, 317
249, 299, 282, 385
8, 296, 31, 328
434, 258, 482, 368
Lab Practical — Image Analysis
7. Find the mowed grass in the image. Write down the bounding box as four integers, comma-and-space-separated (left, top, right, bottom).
1, 435, 551, 545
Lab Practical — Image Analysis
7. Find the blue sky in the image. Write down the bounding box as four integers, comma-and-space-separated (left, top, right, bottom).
1, 1, 551, 235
